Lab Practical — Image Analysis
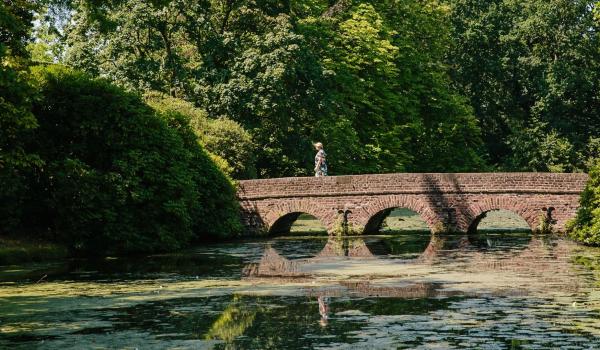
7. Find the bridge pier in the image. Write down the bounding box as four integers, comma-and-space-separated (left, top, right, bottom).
237, 173, 588, 236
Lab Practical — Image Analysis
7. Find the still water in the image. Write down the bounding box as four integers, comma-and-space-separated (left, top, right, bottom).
1, 231, 600, 349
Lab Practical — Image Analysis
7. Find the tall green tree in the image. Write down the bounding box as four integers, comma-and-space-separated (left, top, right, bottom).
62, 0, 486, 176
303, 1, 485, 173
447, 0, 600, 171
64, 0, 326, 177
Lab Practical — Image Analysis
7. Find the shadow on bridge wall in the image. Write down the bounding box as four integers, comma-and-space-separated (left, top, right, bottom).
421, 174, 546, 233
239, 200, 268, 234
422, 174, 460, 232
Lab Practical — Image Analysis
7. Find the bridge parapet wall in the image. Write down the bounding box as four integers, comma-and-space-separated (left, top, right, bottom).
237, 173, 589, 235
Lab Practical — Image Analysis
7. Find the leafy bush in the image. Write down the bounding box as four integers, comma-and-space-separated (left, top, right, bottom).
0, 64, 39, 233
0, 2, 41, 233
144, 92, 256, 179
568, 159, 600, 245
202, 118, 257, 179
22, 66, 241, 254
0, 237, 68, 265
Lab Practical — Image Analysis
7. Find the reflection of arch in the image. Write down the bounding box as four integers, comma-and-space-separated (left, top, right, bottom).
359, 196, 439, 234
316, 237, 374, 258
242, 247, 303, 278
418, 234, 471, 262
264, 201, 331, 235
466, 199, 538, 233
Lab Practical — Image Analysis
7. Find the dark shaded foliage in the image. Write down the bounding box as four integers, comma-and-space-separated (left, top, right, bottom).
18, 66, 241, 254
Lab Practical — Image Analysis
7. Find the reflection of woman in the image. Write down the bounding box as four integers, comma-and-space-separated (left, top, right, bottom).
318, 295, 330, 326
314, 142, 327, 177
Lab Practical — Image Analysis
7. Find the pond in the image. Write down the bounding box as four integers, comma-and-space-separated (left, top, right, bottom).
1, 230, 600, 349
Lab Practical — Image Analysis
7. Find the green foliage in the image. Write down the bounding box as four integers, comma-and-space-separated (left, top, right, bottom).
310, 1, 485, 172
31, 0, 600, 177
0, 1, 42, 232
536, 213, 553, 234
0, 0, 36, 57
22, 66, 241, 254
63, 0, 325, 177
145, 92, 256, 179
505, 119, 579, 172
568, 159, 600, 245
62, 0, 486, 177
27, 5, 68, 63
448, 0, 600, 171
202, 118, 257, 179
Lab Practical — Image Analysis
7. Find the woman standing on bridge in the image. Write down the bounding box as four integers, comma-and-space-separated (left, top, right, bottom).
314, 142, 328, 177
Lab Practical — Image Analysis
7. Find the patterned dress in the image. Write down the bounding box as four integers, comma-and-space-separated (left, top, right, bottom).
315, 149, 328, 177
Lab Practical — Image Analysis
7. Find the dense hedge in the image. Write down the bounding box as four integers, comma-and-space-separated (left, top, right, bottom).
14, 66, 241, 254
145, 92, 256, 179
568, 160, 600, 246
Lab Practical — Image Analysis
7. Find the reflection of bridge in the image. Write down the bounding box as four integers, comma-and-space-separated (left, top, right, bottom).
237, 173, 588, 235
243, 236, 581, 292
242, 235, 488, 279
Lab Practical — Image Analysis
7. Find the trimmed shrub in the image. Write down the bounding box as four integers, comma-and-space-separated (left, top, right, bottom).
23, 66, 241, 254
144, 92, 256, 179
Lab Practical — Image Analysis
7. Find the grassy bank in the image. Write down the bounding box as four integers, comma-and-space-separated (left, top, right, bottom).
0, 237, 69, 266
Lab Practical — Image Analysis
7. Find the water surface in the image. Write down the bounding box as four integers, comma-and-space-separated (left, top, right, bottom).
1, 231, 599, 349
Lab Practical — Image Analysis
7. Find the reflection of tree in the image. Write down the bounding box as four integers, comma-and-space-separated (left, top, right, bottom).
205, 295, 257, 344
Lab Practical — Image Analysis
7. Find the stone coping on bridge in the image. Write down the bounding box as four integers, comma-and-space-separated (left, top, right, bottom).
237, 172, 589, 200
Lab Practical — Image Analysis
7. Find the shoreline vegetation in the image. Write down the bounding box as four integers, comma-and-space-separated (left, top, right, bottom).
0, 230, 578, 267
0, 209, 565, 266
0, 237, 68, 266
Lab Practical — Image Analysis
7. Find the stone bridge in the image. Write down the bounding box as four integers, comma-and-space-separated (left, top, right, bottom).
237, 173, 589, 235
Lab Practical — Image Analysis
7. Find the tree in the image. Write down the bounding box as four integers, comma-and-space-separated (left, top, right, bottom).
447, 0, 600, 171
303, 1, 485, 173
63, 0, 327, 177
62, 0, 486, 176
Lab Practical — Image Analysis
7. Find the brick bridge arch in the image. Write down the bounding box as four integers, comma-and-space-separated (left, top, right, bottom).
351, 195, 440, 234
237, 173, 588, 235
465, 198, 539, 233
260, 200, 335, 234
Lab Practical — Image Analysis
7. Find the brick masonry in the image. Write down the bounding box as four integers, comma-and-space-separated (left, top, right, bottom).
237, 173, 589, 235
